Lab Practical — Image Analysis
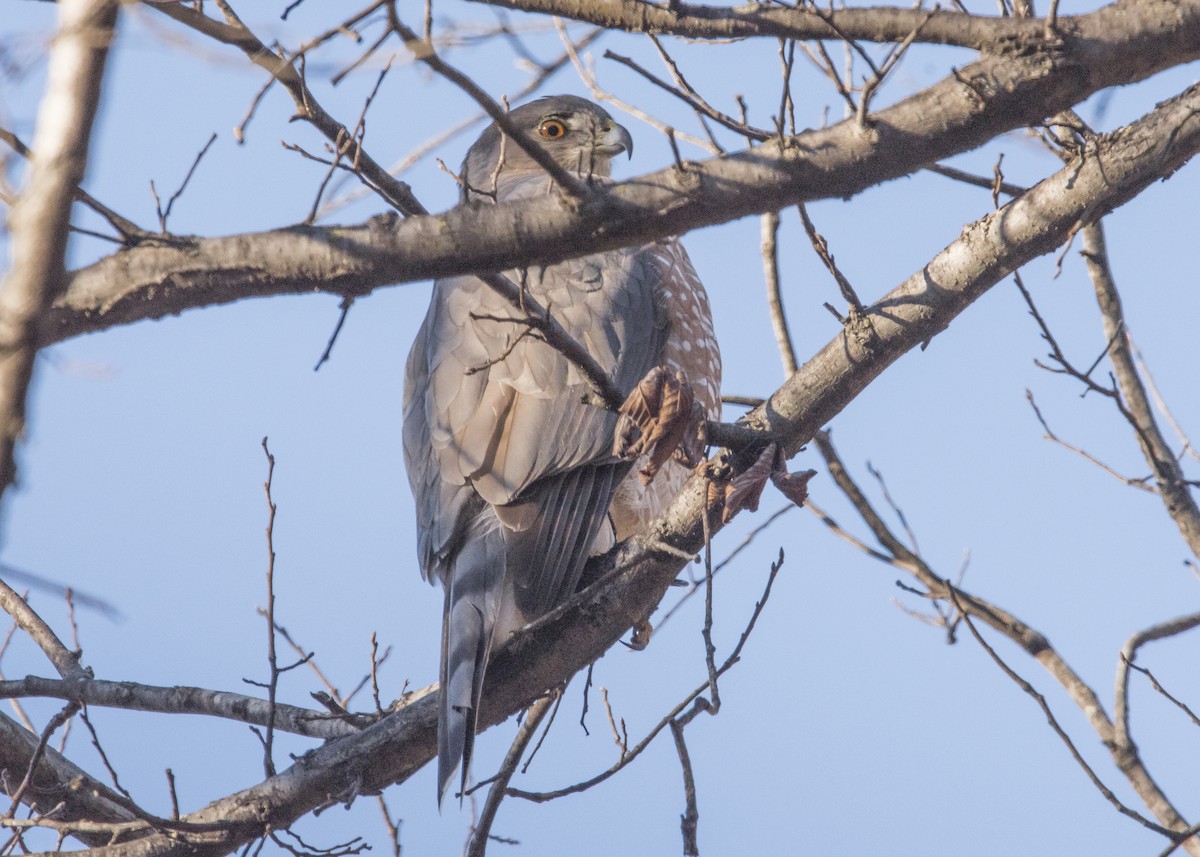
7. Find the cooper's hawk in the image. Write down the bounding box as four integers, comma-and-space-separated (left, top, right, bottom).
402, 95, 721, 802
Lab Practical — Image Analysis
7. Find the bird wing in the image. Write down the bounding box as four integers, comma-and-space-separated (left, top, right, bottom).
403, 244, 669, 801
405, 247, 668, 611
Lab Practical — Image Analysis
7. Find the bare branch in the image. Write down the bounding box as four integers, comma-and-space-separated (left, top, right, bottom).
48, 27, 1200, 346
0, 0, 117, 499
1115, 613, 1200, 751
471, 0, 1049, 51
153, 132, 218, 233
925, 162, 1027, 197
0, 671, 366, 739
761, 211, 798, 376
1024, 388, 1154, 490
392, 14, 593, 199
1081, 222, 1200, 559
668, 719, 700, 856
947, 587, 1178, 840
0, 579, 88, 682
151, 2, 427, 216
466, 692, 556, 857
815, 430, 1200, 850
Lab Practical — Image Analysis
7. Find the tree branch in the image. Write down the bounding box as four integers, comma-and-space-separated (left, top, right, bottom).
151, 1, 427, 217
814, 432, 1200, 851
468, 0, 1048, 51
0, 0, 117, 497
0, 674, 367, 739
34, 69, 1200, 857
44, 0, 1200, 347
1081, 222, 1200, 559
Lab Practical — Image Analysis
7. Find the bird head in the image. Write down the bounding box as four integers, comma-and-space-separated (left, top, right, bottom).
459, 95, 633, 202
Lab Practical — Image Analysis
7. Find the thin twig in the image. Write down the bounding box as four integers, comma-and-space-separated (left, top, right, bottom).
658, 505, 795, 631
260, 438, 280, 778
797, 204, 864, 313
668, 719, 700, 856
154, 132, 217, 233
393, 14, 591, 199
699, 498, 720, 714
608, 41, 769, 142
467, 693, 556, 857
313, 296, 355, 372
761, 211, 798, 376
376, 794, 401, 857
0, 126, 152, 244
1025, 389, 1153, 490
0, 579, 88, 681
165, 769, 180, 821
6, 702, 79, 817
924, 162, 1027, 197
509, 550, 786, 804
947, 585, 1176, 839
78, 706, 132, 800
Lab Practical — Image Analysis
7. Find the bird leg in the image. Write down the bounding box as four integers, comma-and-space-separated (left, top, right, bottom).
613, 366, 701, 485
704, 443, 818, 524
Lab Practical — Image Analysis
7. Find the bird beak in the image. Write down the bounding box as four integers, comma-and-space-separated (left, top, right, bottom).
597, 122, 634, 160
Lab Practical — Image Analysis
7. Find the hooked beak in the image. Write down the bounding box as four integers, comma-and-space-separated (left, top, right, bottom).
596, 122, 634, 160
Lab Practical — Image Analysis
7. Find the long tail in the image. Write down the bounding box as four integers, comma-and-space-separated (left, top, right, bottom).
438, 523, 508, 805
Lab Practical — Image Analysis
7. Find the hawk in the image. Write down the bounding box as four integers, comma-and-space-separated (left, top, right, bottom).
402, 95, 721, 802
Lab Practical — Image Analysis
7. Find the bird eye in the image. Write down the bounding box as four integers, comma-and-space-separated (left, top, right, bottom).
538, 119, 567, 139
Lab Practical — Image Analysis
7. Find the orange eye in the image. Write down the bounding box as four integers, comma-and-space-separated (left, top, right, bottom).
538, 119, 567, 139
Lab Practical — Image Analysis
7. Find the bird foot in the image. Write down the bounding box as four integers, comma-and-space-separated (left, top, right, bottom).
618, 618, 654, 651
613, 366, 704, 485
705, 443, 817, 524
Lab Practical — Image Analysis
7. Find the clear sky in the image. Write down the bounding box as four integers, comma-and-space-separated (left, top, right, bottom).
2, 1, 1199, 855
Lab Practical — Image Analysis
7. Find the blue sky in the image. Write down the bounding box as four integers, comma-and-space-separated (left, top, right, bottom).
2, 1, 1199, 854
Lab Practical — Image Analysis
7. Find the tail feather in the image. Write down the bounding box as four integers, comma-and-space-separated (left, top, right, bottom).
438, 521, 508, 805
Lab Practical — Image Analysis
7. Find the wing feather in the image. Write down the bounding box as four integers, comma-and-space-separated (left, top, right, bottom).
404, 184, 677, 802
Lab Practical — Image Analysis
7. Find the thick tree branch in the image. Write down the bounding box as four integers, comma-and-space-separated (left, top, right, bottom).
0, 711, 140, 847
36, 74, 1200, 857
0, 675, 364, 740
45, 0, 1200, 346
0, 0, 116, 496
469, 0, 1046, 51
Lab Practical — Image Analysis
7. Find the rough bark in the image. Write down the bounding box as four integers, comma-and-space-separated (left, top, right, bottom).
469, 0, 1046, 49
43, 0, 1200, 347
